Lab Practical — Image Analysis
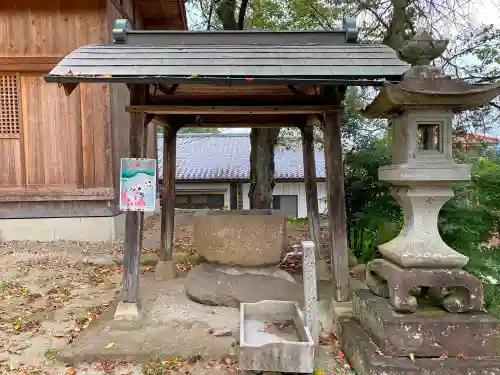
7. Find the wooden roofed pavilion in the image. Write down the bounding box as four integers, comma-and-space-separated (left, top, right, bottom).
44, 18, 409, 319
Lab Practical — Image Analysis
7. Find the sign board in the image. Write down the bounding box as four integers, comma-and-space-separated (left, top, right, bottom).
119, 158, 157, 212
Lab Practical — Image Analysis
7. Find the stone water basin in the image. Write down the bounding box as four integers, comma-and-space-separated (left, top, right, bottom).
193, 210, 287, 267
239, 300, 315, 374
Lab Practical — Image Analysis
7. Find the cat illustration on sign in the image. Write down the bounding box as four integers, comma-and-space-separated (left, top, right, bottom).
119, 158, 157, 212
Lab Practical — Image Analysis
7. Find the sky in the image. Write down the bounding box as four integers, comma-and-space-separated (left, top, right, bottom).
185, 0, 500, 136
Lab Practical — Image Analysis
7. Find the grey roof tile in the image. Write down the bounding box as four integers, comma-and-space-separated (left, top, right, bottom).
49, 44, 408, 80
158, 133, 325, 181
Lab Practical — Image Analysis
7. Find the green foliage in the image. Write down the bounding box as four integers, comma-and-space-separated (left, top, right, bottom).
344, 137, 402, 263
345, 140, 500, 316
287, 217, 308, 224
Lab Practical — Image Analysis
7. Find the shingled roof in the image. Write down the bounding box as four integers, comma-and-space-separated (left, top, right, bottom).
47, 44, 408, 83
45, 19, 409, 85
158, 133, 326, 181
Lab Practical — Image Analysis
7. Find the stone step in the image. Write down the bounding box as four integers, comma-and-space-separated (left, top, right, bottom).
352, 289, 500, 358
340, 318, 500, 375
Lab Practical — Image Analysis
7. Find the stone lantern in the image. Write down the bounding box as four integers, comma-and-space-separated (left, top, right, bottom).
339, 31, 500, 375
360, 31, 500, 314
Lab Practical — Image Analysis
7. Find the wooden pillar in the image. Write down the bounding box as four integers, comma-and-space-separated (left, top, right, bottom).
156, 119, 180, 280
301, 120, 330, 281
115, 84, 147, 320
323, 109, 349, 302
138, 114, 154, 251
301, 123, 321, 252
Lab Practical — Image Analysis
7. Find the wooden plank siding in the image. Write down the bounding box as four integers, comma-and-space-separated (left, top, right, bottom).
0, 139, 22, 186
0, 0, 182, 217
21, 73, 82, 186
0, 0, 118, 207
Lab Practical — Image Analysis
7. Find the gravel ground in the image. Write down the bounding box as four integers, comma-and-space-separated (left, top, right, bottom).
0, 214, 349, 375
0, 214, 199, 375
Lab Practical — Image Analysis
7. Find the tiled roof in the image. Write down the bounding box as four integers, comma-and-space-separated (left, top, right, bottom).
158, 133, 326, 181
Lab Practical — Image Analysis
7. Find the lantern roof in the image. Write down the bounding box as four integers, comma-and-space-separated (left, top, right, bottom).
362, 70, 500, 118
362, 30, 500, 118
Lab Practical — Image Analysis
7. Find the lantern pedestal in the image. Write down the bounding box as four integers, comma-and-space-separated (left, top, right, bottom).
377, 186, 468, 269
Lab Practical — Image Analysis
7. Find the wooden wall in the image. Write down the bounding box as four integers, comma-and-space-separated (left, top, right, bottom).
0, 0, 157, 217
0, 0, 113, 193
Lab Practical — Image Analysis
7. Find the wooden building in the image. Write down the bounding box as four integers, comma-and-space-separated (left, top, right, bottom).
0, 0, 186, 241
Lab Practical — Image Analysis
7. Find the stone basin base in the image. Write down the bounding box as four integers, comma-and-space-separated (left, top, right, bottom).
185, 263, 303, 308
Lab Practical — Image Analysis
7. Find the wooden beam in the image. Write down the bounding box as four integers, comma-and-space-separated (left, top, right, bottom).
155, 84, 179, 96
287, 85, 302, 95
166, 84, 179, 94
156, 84, 169, 96
182, 123, 294, 128
0, 57, 63, 72
126, 105, 333, 115
153, 113, 300, 128
0, 188, 114, 202
147, 96, 331, 108
323, 110, 349, 302
159, 120, 181, 262
122, 84, 148, 306
109, 0, 134, 24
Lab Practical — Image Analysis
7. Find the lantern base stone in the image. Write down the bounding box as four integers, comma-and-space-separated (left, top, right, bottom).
365, 258, 483, 313
340, 308, 500, 375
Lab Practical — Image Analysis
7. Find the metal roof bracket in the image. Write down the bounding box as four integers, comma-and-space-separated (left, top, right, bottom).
343, 17, 358, 43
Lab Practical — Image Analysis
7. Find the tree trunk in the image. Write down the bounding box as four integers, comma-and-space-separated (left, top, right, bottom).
248, 128, 280, 209
383, 0, 415, 51
215, 0, 280, 210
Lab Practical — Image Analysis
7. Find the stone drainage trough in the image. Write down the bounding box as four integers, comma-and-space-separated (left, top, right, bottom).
238, 241, 318, 374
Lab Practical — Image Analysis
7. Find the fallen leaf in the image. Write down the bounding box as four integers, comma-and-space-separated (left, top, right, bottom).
343, 363, 351, 370
96, 362, 117, 371
187, 73, 200, 79
409, 353, 415, 361
65, 368, 77, 375
222, 357, 234, 367
375, 350, 385, 356
104, 74, 112, 78
105, 342, 115, 349
439, 353, 448, 359
337, 352, 345, 360
245, 77, 254, 82
207, 360, 218, 367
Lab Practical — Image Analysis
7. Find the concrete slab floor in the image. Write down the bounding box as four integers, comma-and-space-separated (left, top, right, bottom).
58, 274, 240, 364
